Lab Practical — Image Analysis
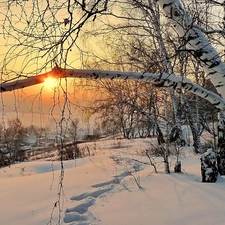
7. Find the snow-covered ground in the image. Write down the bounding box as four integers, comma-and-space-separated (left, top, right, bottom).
0, 138, 225, 225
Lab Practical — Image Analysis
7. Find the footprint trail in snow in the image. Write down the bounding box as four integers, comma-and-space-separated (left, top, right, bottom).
63, 171, 131, 224
64, 155, 145, 224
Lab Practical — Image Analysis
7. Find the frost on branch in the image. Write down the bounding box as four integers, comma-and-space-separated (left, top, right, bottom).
200, 149, 218, 183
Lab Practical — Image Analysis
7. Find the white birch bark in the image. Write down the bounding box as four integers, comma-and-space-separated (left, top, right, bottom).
156, 0, 225, 99
1, 66, 225, 111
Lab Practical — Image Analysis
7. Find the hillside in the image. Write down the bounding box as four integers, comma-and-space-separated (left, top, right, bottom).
0, 138, 225, 225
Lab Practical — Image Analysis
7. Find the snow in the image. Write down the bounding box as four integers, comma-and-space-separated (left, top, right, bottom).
0, 138, 225, 225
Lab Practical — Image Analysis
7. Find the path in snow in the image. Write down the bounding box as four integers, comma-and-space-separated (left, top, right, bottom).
63, 154, 146, 225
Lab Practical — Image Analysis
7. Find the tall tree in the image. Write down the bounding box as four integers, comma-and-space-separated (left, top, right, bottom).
1, 0, 225, 175
156, 0, 225, 173
3, 118, 27, 161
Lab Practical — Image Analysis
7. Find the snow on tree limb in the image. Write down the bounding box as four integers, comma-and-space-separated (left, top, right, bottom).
156, 0, 225, 98
1, 66, 225, 110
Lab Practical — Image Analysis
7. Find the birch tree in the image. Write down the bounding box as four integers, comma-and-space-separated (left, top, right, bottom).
156, 0, 225, 174
1, 0, 225, 176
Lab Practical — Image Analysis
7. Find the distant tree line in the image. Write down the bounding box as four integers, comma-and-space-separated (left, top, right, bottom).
0, 117, 81, 167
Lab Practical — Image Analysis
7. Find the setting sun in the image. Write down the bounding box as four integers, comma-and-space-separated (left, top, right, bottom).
44, 77, 58, 89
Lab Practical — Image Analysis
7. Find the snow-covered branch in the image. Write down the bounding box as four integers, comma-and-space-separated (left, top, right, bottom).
1, 66, 225, 110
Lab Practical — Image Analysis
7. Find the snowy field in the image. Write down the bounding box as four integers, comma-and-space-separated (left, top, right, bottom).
0, 138, 225, 225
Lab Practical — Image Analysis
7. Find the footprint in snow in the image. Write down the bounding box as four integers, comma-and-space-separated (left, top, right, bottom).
63, 171, 130, 224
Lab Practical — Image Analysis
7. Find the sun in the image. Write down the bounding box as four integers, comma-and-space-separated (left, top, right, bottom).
43, 77, 58, 89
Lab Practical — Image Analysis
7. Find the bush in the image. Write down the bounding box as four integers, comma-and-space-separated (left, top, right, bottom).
59, 144, 82, 160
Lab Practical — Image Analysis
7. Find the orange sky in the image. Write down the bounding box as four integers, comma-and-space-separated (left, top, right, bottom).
0, 75, 102, 131
0, 0, 117, 130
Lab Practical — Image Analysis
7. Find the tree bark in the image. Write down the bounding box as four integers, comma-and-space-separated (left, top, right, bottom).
157, 0, 225, 98
217, 112, 225, 175
1, 67, 225, 110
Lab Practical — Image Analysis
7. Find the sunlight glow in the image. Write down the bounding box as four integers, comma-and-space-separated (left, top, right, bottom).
44, 77, 58, 89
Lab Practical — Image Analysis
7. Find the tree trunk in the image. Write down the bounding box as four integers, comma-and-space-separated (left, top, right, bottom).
217, 112, 225, 175
157, 0, 225, 98
182, 94, 202, 153
190, 122, 202, 154
164, 91, 170, 174
165, 160, 170, 174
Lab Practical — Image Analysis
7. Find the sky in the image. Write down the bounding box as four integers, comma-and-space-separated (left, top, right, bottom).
0, 0, 109, 130
1, 0, 225, 129
0, 79, 95, 129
